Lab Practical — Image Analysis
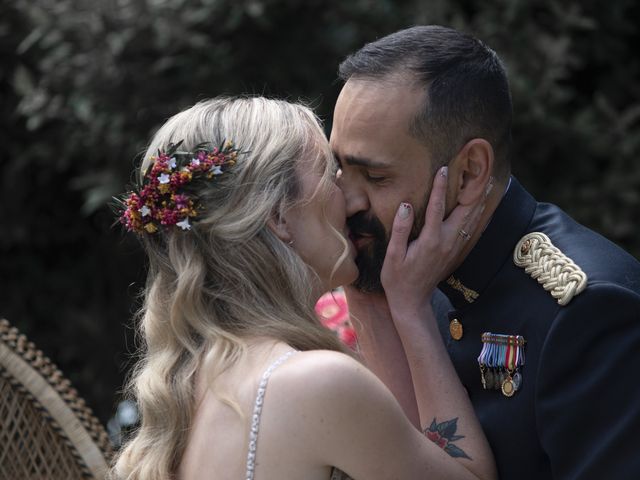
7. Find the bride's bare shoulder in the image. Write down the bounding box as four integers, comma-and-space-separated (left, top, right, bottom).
262, 349, 412, 471
269, 350, 390, 409
281, 349, 364, 380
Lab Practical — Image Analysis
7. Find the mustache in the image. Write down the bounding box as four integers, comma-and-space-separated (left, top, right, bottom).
347, 211, 387, 238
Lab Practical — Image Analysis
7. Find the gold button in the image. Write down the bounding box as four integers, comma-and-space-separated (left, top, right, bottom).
449, 318, 463, 340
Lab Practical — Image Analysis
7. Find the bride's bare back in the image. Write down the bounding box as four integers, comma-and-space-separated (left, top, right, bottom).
178, 341, 336, 480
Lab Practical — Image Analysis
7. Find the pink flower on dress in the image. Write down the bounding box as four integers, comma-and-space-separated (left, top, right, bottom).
315, 290, 357, 349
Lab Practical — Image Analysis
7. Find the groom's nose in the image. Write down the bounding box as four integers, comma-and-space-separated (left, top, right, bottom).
336, 172, 370, 218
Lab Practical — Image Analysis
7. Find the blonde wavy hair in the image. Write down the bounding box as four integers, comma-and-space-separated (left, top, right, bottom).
112, 97, 351, 480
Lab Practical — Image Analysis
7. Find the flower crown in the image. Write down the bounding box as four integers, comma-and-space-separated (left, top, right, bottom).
118, 140, 239, 234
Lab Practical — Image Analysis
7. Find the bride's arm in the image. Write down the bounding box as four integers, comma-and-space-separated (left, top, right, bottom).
380, 166, 494, 479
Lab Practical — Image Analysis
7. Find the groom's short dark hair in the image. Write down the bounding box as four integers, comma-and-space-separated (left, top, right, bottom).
339, 25, 512, 178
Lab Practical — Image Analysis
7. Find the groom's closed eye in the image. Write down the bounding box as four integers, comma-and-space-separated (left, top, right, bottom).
338, 154, 393, 184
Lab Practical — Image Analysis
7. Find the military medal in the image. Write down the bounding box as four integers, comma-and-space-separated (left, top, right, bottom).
512, 371, 523, 390
477, 332, 526, 397
501, 375, 516, 397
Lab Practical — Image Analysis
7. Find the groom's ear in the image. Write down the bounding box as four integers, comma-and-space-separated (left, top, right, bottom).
448, 138, 494, 206
266, 208, 293, 244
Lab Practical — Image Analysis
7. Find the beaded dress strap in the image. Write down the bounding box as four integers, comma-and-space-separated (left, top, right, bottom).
245, 350, 297, 480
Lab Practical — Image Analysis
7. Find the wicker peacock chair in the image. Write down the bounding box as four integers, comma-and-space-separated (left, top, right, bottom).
0, 318, 113, 479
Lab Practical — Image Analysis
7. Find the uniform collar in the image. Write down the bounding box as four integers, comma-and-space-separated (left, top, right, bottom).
438, 176, 537, 310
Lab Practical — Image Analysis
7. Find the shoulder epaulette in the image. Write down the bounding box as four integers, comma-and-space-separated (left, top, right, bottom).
513, 232, 587, 306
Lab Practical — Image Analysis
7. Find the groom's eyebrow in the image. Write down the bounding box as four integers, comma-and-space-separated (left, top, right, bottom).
343, 154, 389, 169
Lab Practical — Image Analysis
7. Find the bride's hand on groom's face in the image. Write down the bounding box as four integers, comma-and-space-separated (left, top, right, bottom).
380, 166, 485, 317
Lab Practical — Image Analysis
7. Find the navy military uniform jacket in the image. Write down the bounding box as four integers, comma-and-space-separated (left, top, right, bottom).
434, 177, 640, 479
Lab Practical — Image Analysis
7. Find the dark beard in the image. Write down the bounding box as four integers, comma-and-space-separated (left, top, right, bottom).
349, 211, 387, 293
347, 204, 427, 293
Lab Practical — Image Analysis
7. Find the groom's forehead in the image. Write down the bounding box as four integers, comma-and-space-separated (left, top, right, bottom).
335, 77, 424, 118
333, 86, 428, 154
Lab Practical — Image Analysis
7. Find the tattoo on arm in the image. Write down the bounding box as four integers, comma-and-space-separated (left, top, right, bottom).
424, 417, 471, 459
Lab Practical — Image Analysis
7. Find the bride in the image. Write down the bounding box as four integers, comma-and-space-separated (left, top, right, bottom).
112, 96, 495, 480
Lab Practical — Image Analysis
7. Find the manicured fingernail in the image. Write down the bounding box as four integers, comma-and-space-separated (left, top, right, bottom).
398, 202, 411, 219
440, 166, 448, 177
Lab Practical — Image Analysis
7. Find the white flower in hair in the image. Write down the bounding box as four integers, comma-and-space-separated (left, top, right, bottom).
139, 205, 151, 217
210, 165, 223, 175
176, 218, 191, 230
169, 157, 177, 169
191, 158, 201, 166
158, 173, 171, 184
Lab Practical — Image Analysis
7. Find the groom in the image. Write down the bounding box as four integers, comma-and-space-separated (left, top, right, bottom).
330, 25, 640, 479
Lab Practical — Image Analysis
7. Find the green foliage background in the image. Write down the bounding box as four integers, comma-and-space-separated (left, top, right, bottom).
1, 0, 639, 424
